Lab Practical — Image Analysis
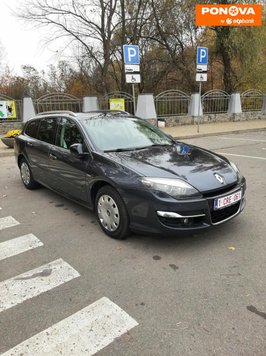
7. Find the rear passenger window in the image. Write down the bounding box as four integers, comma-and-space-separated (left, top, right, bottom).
25, 120, 39, 138
37, 118, 57, 144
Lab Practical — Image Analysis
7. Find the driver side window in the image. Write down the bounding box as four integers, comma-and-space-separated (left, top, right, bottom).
56, 118, 83, 149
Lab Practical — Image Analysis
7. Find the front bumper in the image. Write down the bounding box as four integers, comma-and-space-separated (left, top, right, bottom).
122, 179, 246, 236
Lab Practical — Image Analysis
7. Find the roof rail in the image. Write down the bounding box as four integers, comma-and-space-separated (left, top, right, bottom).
36, 111, 77, 117
82, 110, 130, 115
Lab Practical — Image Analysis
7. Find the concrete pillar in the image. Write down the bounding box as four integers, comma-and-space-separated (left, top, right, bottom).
22, 97, 36, 122
188, 93, 202, 116
228, 93, 242, 114
135, 93, 157, 119
83, 96, 99, 112
262, 95, 266, 112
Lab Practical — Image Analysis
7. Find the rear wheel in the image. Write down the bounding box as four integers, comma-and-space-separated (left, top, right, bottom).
95, 186, 130, 239
19, 158, 39, 189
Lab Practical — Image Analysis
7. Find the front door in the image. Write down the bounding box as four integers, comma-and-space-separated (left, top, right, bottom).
48, 117, 90, 204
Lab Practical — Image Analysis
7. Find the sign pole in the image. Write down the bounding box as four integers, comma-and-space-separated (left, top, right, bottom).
123, 45, 141, 115
197, 82, 202, 133
196, 47, 208, 134
132, 84, 136, 114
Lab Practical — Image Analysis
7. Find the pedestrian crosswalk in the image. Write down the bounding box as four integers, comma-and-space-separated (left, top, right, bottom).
2, 297, 138, 356
0, 213, 138, 355
0, 233, 43, 261
0, 258, 80, 312
0, 216, 20, 231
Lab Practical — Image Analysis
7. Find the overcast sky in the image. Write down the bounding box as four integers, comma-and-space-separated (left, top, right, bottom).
1, 0, 65, 75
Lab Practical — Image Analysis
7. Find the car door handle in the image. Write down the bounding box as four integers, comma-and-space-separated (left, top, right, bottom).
26, 142, 33, 147
49, 153, 57, 160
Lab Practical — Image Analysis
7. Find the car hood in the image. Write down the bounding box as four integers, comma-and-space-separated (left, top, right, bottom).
105, 143, 238, 193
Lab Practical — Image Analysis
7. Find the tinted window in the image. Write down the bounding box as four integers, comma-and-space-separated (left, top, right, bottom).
37, 118, 57, 144
56, 118, 83, 149
25, 120, 39, 138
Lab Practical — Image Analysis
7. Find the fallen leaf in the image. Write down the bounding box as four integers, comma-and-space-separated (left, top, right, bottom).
228, 246, 236, 251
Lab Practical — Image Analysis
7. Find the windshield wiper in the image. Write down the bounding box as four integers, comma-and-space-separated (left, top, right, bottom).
104, 147, 140, 152
104, 143, 173, 153
148, 143, 173, 147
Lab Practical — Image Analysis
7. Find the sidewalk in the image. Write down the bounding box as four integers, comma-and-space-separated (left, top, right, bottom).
162, 119, 266, 138
1, 119, 266, 158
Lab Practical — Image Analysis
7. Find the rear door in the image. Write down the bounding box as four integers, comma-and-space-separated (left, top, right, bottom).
22, 119, 40, 173
24, 117, 57, 186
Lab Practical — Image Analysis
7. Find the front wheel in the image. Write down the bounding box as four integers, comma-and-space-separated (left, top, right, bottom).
95, 186, 130, 239
19, 159, 40, 190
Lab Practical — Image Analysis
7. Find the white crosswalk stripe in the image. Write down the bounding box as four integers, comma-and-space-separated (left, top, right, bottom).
0, 234, 43, 261
0, 216, 20, 231
2, 297, 138, 356
0, 258, 80, 312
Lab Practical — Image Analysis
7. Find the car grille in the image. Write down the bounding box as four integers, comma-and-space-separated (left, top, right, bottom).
202, 183, 238, 198
210, 202, 240, 224
206, 181, 244, 225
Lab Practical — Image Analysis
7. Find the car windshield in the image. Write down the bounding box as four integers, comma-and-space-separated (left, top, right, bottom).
81, 115, 174, 152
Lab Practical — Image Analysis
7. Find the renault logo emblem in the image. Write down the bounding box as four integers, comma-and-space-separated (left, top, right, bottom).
214, 173, 224, 184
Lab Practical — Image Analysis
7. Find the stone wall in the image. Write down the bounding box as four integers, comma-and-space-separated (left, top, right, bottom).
0, 121, 23, 135
156, 111, 266, 127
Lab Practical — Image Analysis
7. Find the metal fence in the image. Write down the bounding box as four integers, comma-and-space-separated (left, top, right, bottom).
155, 90, 190, 117
0, 94, 23, 122
0, 89, 265, 124
34, 93, 83, 114
241, 90, 263, 112
202, 90, 230, 114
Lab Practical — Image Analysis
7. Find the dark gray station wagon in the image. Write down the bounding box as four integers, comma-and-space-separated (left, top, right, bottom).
15, 110, 246, 239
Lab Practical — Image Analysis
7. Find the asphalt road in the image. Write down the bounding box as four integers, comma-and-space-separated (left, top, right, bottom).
0, 131, 265, 356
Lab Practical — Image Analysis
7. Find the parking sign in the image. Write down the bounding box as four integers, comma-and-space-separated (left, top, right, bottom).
197, 47, 208, 65
123, 45, 140, 65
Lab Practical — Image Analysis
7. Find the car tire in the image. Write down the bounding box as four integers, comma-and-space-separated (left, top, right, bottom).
19, 158, 40, 190
95, 185, 130, 239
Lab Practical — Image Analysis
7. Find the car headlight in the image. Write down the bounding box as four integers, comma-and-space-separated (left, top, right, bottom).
229, 161, 242, 180
140, 177, 201, 200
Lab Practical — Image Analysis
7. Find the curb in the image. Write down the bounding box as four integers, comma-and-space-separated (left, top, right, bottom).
174, 127, 266, 140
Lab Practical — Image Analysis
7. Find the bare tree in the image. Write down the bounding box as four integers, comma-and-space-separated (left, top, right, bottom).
18, 0, 123, 94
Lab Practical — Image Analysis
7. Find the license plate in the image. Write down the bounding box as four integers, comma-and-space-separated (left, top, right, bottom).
214, 190, 242, 210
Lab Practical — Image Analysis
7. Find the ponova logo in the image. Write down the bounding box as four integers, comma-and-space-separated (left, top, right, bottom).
201, 6, 256, 17
196, 4, 262, 27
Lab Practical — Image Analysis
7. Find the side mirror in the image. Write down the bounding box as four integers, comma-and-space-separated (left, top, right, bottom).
69, 143, 87, 158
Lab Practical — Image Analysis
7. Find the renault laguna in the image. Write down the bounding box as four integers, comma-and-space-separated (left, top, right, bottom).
14, 111, 246, 239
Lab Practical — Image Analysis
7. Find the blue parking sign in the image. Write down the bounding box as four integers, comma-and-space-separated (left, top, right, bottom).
123, 45, 140, 65
197, 47, 208, 65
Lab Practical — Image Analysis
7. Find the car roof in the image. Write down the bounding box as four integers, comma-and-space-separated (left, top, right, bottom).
33, 110, 131, 120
